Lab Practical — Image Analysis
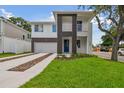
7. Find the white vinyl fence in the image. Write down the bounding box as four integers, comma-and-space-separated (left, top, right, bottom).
0, 36, 31, 54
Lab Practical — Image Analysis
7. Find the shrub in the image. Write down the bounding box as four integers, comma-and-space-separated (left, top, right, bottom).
56, 53, 97, 60
72, 53, 98, 58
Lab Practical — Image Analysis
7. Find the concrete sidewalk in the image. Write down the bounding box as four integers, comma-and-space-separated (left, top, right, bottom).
0, 53, 57, 88
93, 52, 124, 62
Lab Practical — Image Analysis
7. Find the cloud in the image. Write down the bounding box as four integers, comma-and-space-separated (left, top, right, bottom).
106, 19, 112, 25
91, 14, 105, 24
88, 9, 94, 11
48, 12, 54, 21
0, 8, 14, 19
91, 14, 112, 25
31, 12, 55, 21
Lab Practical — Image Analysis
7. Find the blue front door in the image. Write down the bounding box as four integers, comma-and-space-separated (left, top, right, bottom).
64, 39, 69, 53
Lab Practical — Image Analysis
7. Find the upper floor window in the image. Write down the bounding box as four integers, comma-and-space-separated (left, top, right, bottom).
77, 21, 82, 32
34, 25, 39, 32
62, 16, 72, 32
52, 24, 56, 32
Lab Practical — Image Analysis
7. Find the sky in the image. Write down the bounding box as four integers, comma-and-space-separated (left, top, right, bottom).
0, 5, 105, 45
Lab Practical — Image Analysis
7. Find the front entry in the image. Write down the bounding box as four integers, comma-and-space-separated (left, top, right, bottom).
64, 39, 69, 53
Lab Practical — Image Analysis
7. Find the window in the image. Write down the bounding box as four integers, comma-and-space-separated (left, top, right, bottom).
34, 25, 39, 32
23, 35, 25, 40
77, 21, 82, 32
27, 34, 30, 39
77, 40, 80, 48
62, 16, 72, 31
52, 24, 56, 32
30, 34, 31, 38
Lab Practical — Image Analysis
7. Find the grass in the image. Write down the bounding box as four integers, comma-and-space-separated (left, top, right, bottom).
0, 53, 17, 58
0, 52, 31, 58
21, 57, 124, 88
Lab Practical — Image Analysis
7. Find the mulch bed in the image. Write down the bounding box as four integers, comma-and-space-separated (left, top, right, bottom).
8, 53, 52, 72
0, 53, 33, 62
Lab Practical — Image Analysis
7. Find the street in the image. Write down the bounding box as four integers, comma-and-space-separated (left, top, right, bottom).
93, 52, 124, 62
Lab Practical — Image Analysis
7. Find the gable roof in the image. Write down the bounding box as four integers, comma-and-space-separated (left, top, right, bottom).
0, 17, 31, 33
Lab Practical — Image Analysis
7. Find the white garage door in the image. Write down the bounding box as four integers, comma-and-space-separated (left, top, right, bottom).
34, 42, 57, 53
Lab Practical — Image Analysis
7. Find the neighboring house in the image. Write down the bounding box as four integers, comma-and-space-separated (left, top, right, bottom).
0, 17, 31, 53
31, 11, 94, 54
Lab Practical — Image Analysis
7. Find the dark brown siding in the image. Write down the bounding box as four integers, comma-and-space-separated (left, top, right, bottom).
57, 14, 77, 54
57, 15, 62, 54
32, 38, 57, 42
72, 14, 77, 54
62, 32, 72, 36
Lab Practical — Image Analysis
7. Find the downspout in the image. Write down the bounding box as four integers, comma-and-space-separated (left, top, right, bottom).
86, 22, 89, 54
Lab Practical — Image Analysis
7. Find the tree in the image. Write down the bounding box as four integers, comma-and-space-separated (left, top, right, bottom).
101, 34, 113, 46
101, 27, 117, 46
79, 5, 124, 61
8, 17, 31, 32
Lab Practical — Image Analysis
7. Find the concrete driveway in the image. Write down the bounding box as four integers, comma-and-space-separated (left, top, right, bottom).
93, 52, 124, 62
0, 53, 57, 88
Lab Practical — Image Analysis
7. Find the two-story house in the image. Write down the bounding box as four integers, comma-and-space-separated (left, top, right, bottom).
31, 11, 94, 54
0, 17, 31, 53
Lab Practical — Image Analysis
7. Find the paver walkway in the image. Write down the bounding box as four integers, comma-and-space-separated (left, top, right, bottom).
0, 53, 57, 88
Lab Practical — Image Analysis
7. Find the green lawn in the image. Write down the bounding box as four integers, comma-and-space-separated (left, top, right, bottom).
0, 53, 17, 58
0, 52, 30, 58
21, 57, 124, 88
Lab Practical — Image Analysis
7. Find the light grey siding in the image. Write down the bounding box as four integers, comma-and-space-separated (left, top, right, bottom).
2, 20, 31, 41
